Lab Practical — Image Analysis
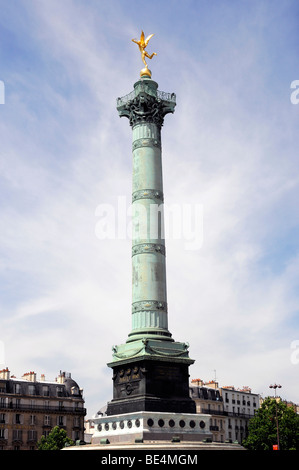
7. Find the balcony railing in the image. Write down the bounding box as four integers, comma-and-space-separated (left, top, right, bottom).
117, 85, 176, 108
200, 408, 254, 419
201, 408, 227, 416
0, 402, 86, 414
227, 411, 253, 419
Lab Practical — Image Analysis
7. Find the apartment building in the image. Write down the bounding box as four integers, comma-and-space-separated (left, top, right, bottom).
190, 379, 260, 444
222, 385, 259, 443
190, 380, 226, 442
0, 368, 86, 450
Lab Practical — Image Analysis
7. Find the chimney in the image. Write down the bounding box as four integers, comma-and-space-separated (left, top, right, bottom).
57, 371, 66, 384
40, 374, 45, 382
204, 380, 219, 389
191, 378, 204, 386
22, 371, 37, 382
0, 368, 10, 380
240, 386, 252, 393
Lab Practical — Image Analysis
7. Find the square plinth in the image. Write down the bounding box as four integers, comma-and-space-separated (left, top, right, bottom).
106, 357, 196, 416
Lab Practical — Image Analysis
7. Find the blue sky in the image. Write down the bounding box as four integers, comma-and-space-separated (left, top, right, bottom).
0, 0, 298, 416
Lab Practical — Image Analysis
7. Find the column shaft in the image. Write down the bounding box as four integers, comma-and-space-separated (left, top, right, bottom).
129, 122, 171, 341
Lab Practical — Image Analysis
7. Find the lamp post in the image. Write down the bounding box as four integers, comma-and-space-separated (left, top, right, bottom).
269, 383, 282, 450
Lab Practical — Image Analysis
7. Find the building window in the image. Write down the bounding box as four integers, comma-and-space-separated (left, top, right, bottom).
28, 385, 35, 396
0, 414, 5, 424
14, 384, 21, 394
56, 387, 64, 397
73, 416, 80, 427
12, 429, 22, 440
30, 415, 36, 425
42, 386, 49, 397
58, 416, 64, 426
28, 430, 37, 441
44, 415, 51, 426
15, 414, 22, 424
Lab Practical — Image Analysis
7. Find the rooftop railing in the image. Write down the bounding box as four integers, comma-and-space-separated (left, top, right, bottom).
117, 85, 176, 107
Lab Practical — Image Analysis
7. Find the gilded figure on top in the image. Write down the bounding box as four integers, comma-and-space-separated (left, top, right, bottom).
132, 31, 156, 77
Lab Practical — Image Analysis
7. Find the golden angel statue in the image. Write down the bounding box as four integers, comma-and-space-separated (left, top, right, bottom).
132, 31, 157, 77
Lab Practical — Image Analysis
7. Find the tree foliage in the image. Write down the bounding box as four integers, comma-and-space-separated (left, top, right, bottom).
37, 426, 74, 450
243, 397, 299, 450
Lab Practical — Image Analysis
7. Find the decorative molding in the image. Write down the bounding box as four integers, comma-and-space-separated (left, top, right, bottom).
132, 300, 167, 314
112, 344, 146, 360
132, 189, 164, 203
132, 137, 161, 151
132, 243, 165, 257
117, 91, 176, 128
147, 343, 190, 358
111, 339, 190, 361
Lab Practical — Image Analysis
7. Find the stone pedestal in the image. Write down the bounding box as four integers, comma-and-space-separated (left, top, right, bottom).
92, 411, 212, 445
107, 360, 195, 416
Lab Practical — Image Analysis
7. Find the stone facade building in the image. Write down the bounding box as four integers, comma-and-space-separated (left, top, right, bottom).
221, 384, 259, 443
190, 380, 226, 443
0, 368, 86, 450
190, 379, 260, 444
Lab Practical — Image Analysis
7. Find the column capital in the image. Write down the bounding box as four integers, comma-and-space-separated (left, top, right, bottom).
116, 78, 176, 128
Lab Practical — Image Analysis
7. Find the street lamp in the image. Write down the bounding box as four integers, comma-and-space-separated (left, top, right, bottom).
269, 384, 282, 450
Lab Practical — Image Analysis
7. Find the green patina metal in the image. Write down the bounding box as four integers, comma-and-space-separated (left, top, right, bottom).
108, 75, 194, 368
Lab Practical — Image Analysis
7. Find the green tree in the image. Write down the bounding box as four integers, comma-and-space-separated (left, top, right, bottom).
37, 426, 74, 450
243, 397, 299, 450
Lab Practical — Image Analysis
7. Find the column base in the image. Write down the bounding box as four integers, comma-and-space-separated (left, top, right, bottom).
91, 411, 212, 446
126, 328, 173, 343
